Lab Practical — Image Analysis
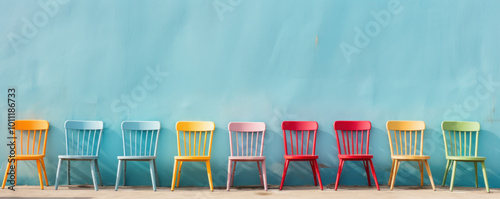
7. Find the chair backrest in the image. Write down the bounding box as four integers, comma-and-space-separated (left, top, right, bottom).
281, 121, 318, 156
176, 121, 215, 157
334, 121, 372, 155
121, 121, 160, 157
442, 121, 480, 157
14, 120, 49, 156
228, 122, 266, 157
386, 121, 426, 156
64, 120, 103, 156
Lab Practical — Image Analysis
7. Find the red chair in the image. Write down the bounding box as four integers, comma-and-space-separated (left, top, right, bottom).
279, 121, 323, 190
333, 121, 379, 190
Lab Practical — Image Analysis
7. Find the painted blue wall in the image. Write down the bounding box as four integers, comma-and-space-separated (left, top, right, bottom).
1, 0, 500, 188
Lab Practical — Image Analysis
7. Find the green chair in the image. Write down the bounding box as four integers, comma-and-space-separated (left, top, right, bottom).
441, 121, 489, 192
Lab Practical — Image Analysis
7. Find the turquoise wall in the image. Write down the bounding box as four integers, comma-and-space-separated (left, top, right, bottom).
1, 0, 500, 188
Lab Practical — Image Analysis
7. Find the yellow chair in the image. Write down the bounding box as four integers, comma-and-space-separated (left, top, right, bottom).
2, 120, 50, 190
171, 121, 215, 191
386, 121, 435, 191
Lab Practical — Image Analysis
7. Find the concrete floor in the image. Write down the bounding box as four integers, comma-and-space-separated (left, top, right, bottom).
0, 184, 496, 199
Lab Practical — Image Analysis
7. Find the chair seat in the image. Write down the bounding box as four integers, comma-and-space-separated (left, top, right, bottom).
284, 155, 318, 160
338, 154, 373, 160
59, 155, 98, 160
174, 156, 211, 161
11, 155, 45, 160
392, 155, 430, 160
229, 156, 265, 161
117, 156, 156, 160
447, 156, 486, 161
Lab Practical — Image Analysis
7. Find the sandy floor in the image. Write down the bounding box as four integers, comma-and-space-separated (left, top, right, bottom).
0, 184, 496, 199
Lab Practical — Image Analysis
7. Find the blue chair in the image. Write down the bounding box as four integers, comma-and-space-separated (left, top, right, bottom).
55, 120, 104, 191
115, 121, 160, 191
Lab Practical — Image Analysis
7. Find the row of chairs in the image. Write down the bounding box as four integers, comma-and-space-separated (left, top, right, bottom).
1, 120, 489, 192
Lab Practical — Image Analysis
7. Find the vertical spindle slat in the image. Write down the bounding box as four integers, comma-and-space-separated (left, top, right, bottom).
300, 131, 304, 155
194, 131, 197, 156
361, 130, 365, 154
149, 130, 154, 156
409, 130, 412, 155
289, 130, 294, 155
393, 131, 398, 155
346, 131, 350, 154
454, 131, 457, 156
469, 131, 472, 156
251, 131, 254, 156
341, 130, 346, 154
246, 132, 249, 156
92, 130, 97, 156
404, 130, 411, 155
351, 130, 354, 154
306, 130, 310, 155
295, 130, 299, 155
189, 130, 192, 156
459, 130, 462, 156
203, 131, 208, 156
236, 132, 239, 156
241, 131, 245, 156
398, 130, 403, 155
419, 130, 424, 155
183, 131, 187, 156
198, 131, 202, 156
255, 132, 259, 156
355, 130, 359, 154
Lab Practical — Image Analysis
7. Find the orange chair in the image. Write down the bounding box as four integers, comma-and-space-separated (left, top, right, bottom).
171, 121, 215, 191
2, 120, 50, 190
386, 121, 435, 191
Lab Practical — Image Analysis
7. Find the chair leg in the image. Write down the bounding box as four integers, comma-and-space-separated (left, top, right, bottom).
442, 159, 451, 187
206, 161, 213, 191
418, 161, 424, 186
36, 159, 44, 190
481, 161, 490, 193
171, 160, 178, 191
257, 161, 264, 186
123, 161, 126, 186
40, 159, 49, 186
95, 160, 103, 186
388, 159, 395, 186
67, 161, 70, 185
262, 160, 268, 191
176, 161, 183, 187
227, 160, 232, 191
231, 161, 237, 187
424, 160, 435, 191
363, 160, 371, 186
449, 160, 457, 191
313, 160, 323, 190
474, 162, 478, 188
115, 160, 123, 191
1, 160, 12, 189
390, 160, 400, 190
149, 160, 157, 191
368, 159, 380, 191
334, 159, 345, 190
90, 160, 98, 191
153, 159, 159, 187
55, 159, 63, 190
309, 160, 318, 186
279, 159, 290, 190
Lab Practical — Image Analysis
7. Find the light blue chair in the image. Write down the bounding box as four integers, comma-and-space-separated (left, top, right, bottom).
115, 121, 160, 191
55, 120, 104, 191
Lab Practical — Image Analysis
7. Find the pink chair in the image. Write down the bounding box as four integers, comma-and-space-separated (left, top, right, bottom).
227, 122, 267, 191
